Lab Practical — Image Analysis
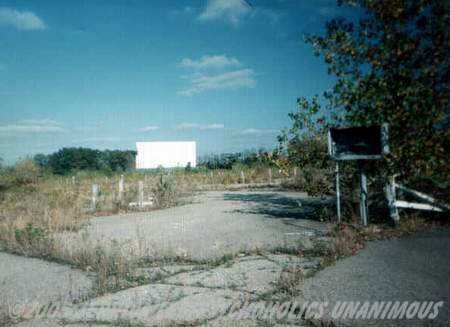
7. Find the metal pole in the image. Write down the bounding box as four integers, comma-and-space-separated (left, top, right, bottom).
335, 161, 341, 224
359, 167, 368, 226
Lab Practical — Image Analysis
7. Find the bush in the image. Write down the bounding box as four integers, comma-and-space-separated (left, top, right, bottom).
12, 222, 55, 257
152, 175, 179, 208
13, 160, 39, 185
0, 160, 39, 191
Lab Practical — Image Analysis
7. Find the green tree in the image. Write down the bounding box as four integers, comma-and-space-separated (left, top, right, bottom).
305, 0, 449, 183
277, 95, 328, 170
33, 153, 49, 168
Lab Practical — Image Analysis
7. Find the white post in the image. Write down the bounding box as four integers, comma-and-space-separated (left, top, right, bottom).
385, 175, 399, 223
118, 174, 124, 201
92, 184, 99, 211
138, 181, 144, 207
240, 171, 245, 184
268, 168, 272, 183
293, 167, 297, 177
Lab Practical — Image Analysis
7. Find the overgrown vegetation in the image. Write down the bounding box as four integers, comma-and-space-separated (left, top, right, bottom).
198, 150, 269, 170
309, 0, 448, 184
0, 157, 287, 262
274, 0, 449, 222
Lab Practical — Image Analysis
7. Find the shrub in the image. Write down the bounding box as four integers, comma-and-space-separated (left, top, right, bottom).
13, 160, 39, 185
12, 222, 55, 258
152, 175, 179, 208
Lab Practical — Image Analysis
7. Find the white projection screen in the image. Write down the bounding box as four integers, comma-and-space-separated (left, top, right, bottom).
136, 141, 197, 169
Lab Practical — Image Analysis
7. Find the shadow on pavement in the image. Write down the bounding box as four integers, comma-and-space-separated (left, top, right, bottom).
223, 192, 331, 221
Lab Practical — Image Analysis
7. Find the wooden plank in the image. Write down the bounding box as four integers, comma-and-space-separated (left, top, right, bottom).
395, 183, 438, 204
394, 200, 443, 212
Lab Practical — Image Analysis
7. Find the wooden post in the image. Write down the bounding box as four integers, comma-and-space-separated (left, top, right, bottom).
92, 184, 99, 211
335, 162, 341, 224
72, 176, 76, 185
240, 171, 245, 184
268, 168, 272, 183
293, 167, 297, 177
359, 168, 368, 226
118, 174, 124, 201
138, 180, 144, 207
385, 175, 400, 223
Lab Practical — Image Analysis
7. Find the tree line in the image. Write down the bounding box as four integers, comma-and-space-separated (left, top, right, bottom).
33, 148, 137, 175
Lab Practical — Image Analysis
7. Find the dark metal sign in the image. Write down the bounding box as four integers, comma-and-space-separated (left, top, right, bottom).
327, 124, 389, 161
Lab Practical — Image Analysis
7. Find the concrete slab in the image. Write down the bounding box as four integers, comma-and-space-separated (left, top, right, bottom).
57, 191, 327, 261
0, 252, 94, 310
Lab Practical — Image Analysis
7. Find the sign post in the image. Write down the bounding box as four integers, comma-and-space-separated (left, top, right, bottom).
328, 124, 388, 225
359, 165, 368, 226
335, 162, 341, 224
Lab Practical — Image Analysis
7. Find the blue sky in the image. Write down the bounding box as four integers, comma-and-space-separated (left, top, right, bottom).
0, 0, 345, 163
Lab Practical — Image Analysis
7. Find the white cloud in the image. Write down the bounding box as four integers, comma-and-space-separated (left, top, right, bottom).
176, 122, 225, 130
198, 0, 251, 26
204, 123, 225, 129
176, 122, 200, 129
178, 68, 255, 96
0, 120, 64, 134
180, 55, 241, 70
138, 125, 160, 132
241, 128, 278, 135
177, 54, 255, 96
0, 7, 46, 31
